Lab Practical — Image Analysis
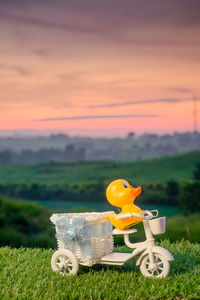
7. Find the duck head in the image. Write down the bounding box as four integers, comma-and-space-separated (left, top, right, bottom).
106, 179, 142, 208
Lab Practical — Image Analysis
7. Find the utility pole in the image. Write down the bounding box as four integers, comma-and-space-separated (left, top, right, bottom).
193, 94, 198, 133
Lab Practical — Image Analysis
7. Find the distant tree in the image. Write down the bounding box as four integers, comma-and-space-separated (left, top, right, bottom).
64, 144, 85, 161
164, 144, 177, 155
144, 142, 151, 150
20, 149, 35, 165
142, 134, 158, 142
0, 150, 15, 165
50, 133, 69, 140
179, 182, 200, 214
160, 134, 171, 142
154, 144, 165, 156
147, 183, 153, 190
156, 183, 165, 190
166, 180, 180, 205
127, 132, 135, 139
193, 163, 200, 180
76, 147, 86, 160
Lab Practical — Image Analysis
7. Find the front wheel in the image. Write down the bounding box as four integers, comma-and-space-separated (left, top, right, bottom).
51, 249, 79, 276
140, 252, 170, 278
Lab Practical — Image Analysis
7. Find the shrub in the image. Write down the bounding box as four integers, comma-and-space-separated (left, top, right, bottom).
0, 195, 55, 248
166, 180, 180, 205
179, 181, 200, 214
193, 162, 200, 180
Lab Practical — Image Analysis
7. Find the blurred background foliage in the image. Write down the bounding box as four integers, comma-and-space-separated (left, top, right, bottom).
0, 136, 199, 248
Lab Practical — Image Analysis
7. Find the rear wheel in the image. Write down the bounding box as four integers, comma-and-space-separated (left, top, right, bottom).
51, 249, 79, 276
140, 252, 170, 278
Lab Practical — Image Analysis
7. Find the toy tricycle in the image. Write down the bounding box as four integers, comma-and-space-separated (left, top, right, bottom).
50, 210, 174, 278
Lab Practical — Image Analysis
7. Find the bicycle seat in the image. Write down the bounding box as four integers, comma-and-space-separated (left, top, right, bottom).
112, 228, 137, 235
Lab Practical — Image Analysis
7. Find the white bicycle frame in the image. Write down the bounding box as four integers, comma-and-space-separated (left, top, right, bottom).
104, 210, 173, 268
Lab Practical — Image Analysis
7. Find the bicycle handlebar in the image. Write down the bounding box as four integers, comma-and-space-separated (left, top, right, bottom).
116, 210, 158, 220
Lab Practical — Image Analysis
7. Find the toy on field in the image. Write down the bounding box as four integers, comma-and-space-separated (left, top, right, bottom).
106, 179, 144, 230
50, 180, 174, 278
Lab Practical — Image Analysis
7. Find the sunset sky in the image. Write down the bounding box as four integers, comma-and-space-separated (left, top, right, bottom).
0, 0, 200, 136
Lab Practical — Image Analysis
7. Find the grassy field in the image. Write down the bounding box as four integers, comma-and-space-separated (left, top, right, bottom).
0, 152, 199, 185
0, 240, 200, 299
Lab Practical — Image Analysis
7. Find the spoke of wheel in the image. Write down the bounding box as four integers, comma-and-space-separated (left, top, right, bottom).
59, 257, 65, 263
146, 262, 150, 266
57, 260, 63, 266
65, 258, 70, 264
69, 268, 73, 273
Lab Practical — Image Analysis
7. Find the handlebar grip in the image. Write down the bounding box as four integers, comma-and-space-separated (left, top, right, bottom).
116, 213, 133, 220
142, 210, 153, 218
116, 213, 150, 220
116, 210, 155, 220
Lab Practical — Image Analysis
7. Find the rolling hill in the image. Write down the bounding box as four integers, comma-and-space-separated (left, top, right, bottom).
0, 152, 199, 185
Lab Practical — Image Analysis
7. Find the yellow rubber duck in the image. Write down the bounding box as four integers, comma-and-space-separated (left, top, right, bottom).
106, 179, 144, 230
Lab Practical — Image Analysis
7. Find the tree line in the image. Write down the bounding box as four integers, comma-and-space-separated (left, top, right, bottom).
0, 145, 85, 165
0, 179, 199, 214
1, 131, 200, 164
0, 163, 200, 214
0, 180, 187, 207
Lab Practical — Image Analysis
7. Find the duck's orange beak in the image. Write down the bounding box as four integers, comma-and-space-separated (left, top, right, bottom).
135, 186, 142, 197
130, 186, 142, 197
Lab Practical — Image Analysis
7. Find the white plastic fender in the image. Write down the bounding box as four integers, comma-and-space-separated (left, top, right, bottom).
136, 246, 174, 266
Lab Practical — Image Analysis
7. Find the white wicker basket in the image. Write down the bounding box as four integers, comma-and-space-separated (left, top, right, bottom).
50, 211, 114, 266
149, 217, 166, 235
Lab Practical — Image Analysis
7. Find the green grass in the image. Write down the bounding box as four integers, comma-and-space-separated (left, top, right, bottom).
0, 152, 199, 185
0, 240, 200, 299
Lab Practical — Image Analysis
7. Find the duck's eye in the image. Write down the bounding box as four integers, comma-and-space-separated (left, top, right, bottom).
123, 182, 128, 188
